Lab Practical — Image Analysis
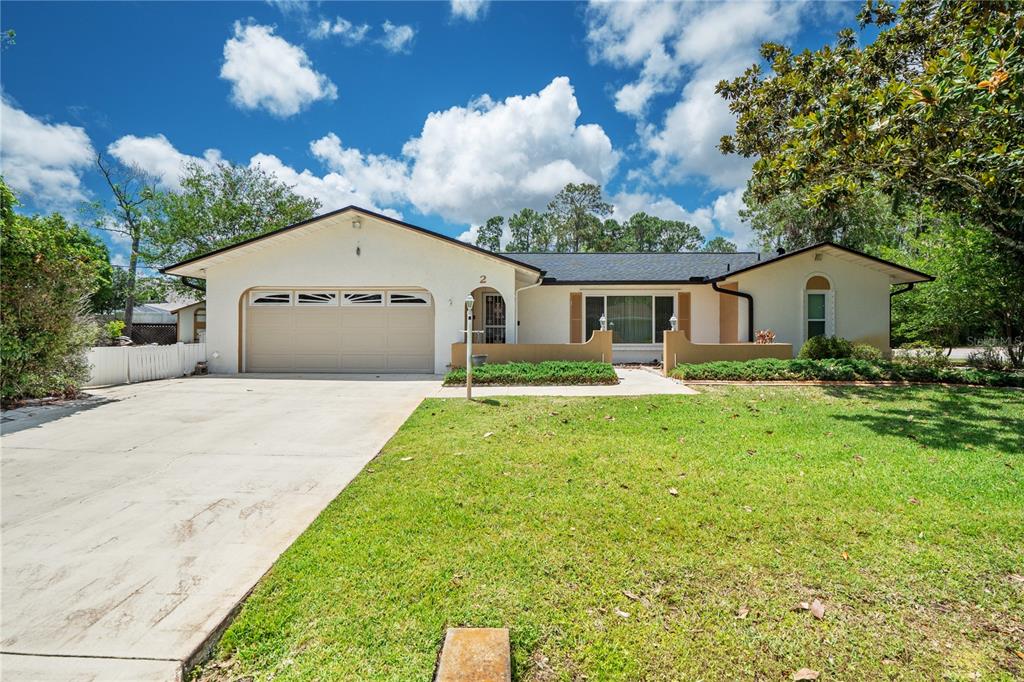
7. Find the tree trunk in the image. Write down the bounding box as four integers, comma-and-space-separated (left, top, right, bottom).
123, 235, 140, 338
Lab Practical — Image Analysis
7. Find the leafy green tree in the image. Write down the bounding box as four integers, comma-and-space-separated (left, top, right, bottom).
1, 179, 105, 401
887, 214, 1024, 366
718, 0, 1024, 262
740, 187, 904, 253
506, 208, 550, 252
85, 155, 158, 336
618, 212, 703, 252
475, 215, 504, 252
585, 217, 626, 252
547, 183, 612, 252
92, 269, 170, 315
145, 162, 320, 292
701, 236, 738, 253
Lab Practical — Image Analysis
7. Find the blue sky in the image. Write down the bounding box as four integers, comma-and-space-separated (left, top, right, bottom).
1, 0, 865, 261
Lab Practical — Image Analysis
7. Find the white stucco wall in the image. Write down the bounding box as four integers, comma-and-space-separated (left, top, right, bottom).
200, 212, 526, 374
731, 250, 893, 355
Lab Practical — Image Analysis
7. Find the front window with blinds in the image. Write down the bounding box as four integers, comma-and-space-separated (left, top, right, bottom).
584, 295, 675, 344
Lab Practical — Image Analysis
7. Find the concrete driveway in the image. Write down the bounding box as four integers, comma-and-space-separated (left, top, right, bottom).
1, 374, 438, 681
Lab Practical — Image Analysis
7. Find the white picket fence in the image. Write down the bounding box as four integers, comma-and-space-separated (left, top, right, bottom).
84, 343, 207, 387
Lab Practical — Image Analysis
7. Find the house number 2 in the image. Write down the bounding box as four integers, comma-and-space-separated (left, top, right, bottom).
479, 275, 487, 284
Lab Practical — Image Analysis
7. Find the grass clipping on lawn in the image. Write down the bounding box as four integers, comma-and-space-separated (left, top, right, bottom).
444, 360, 618, 386
202, 386, 1024, 681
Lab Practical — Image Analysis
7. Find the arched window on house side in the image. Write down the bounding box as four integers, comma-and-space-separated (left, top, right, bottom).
803, 275, 834, 340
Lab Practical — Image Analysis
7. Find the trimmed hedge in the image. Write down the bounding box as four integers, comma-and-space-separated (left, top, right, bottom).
670, 358, 1024, 387
444, 361, 618, 386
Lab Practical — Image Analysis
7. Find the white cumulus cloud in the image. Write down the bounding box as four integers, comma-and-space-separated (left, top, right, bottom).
220, 22, 338, 117
379, 21, 416, 53
107, 134, 222, 189
248, 152, 402, 219
309, 132, 409, 205
309, 17, 370, 43
0, 96, 95, 207
108, 76, 618, 229
402, 76, 619, 225
586, 1, 805, 189
451, 0, 489, 21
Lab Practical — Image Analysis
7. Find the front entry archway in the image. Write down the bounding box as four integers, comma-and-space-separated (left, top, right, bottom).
469, 286, 506, 344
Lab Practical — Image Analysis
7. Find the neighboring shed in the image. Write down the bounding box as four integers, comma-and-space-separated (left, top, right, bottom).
163, 300, 206, 343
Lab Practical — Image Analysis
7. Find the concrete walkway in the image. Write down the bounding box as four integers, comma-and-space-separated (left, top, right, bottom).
433, 367, 698, 397
1, 374, 438, 681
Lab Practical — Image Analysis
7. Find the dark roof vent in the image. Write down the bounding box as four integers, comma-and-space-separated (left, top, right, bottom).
776, 246, 786, 255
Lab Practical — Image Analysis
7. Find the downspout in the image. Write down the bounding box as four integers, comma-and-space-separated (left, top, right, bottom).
888, 282, 915, 350
711, 280, 754, 342
177, 276, 205, 292
513, 272, 545, 344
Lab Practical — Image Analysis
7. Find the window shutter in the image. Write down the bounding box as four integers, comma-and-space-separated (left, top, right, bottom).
676, 292, 691, 340
569, 292, 582, 343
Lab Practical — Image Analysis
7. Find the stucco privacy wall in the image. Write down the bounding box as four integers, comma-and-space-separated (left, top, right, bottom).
518, 284, 722, 344
202, 213, 524, 374
728, 249, 893, 353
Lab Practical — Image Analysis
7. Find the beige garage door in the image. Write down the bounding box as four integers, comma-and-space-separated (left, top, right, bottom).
245, 289, 434, 373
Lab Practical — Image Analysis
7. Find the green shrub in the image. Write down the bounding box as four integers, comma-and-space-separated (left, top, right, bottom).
444, 361, 618, 386
669, 358, 1023, 387
1, 181, 104, 403
798, 335, 854, 359
896, 341, 950, 370
851, 343, 884, 361
966, 341, 1007, 371
102, 320, 126, 345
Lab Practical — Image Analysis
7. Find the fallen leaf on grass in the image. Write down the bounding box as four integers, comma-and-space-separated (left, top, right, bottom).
793, 669, 820, 680
841, 551, 849, 561
400, 457, 414, 462
668, 487, 679, 497
746, 449, 757, 456
1009, 574, 1024, 584
810, 599, 825, 619
483, 432, 494, 439
604, 415, 615, 421
623, 590, 640, 601
736, 606, 749, 619
908, 497, 921, 505
614, 607, 630, 619
1015, 650, 1024, 661
853, 455, 864, 464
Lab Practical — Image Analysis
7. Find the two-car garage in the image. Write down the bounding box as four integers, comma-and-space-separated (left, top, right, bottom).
244, 288, 435, 373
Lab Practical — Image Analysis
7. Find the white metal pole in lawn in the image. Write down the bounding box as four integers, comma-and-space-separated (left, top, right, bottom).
465, 294, 475, 400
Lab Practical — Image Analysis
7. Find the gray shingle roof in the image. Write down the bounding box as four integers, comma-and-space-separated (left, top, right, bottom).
502, 252, 772, 283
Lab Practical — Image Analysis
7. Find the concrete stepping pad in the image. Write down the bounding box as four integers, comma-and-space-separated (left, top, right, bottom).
435, 627, 511, 682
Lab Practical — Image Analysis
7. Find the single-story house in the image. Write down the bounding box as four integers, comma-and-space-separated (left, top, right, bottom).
161, 206, 932, 374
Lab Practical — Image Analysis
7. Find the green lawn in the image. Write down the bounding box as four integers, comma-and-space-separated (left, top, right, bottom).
201, 387, 1024, 681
